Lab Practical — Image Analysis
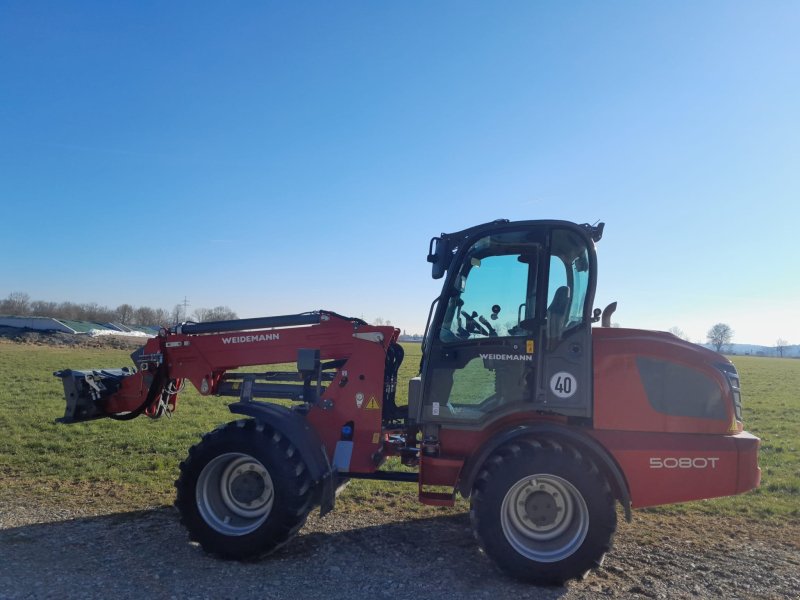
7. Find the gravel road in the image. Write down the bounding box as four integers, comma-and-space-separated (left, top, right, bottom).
1, 497, 798, 600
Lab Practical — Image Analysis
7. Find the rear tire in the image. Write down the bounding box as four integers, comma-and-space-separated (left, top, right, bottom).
470, 440, 616, 584
175, 419, 315, 559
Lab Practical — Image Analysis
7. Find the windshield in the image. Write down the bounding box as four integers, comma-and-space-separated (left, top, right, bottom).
439, 231, 541, 342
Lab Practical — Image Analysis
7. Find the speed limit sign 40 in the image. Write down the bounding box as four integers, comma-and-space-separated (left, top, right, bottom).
550, 372, 577, 398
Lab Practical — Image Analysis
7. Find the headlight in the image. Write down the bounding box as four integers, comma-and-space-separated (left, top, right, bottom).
716, 363, 742, 421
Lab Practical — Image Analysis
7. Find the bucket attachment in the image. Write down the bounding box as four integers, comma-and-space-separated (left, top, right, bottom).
54, 368, 137, 423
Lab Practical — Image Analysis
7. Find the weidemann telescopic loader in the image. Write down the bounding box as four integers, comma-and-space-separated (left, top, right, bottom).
55, 219, 760, 584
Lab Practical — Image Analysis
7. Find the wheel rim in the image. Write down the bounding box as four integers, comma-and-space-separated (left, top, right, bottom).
196, 452, 274, 536
500, 474, 589, 563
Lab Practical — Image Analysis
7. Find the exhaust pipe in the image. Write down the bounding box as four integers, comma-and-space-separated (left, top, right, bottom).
601, 302, 617, 328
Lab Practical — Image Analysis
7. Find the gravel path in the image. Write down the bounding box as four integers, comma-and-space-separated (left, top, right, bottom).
1, 498, 798, 599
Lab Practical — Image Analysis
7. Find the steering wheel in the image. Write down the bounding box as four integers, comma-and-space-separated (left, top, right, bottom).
460, 310, 490, 336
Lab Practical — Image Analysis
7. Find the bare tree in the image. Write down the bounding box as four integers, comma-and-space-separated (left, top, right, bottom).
30, 300, 58, 316
0, 293, 174, 326
707, 323, 734, 352
192, 306, 238, 322
1, 292, 31, 315
668, 326, 688, 341
171, 304, 185, 324
115, 304, 135, 324
776, 338, 788, 358
133, 306, 157, 326
56, 301, 81, 320
152, 308, 170, 325
80, 302, 115, 322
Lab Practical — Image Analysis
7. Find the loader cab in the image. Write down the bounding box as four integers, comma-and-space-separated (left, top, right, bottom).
419, 220, 601, 428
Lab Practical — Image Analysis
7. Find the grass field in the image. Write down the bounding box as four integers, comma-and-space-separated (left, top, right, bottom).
0, 340, 797, 522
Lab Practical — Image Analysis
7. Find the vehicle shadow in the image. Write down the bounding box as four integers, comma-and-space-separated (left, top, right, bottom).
0, 507, 575, 599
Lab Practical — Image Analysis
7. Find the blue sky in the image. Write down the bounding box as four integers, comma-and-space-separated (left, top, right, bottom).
1, 1, 798, 346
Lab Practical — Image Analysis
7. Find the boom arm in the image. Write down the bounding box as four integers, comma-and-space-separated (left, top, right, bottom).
55, 311, 401, 474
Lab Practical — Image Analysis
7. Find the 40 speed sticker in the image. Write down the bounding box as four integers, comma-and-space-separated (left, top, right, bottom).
550, 371, 577, 398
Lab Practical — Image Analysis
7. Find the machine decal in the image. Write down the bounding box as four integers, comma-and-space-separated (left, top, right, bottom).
355, 392, 364, 408
650, 457, 719, 469
365, 396, 380, 410
550, 372, 577, 398
479, 353, 534, 362
372, 433, 380, 444
526, 340, 535, 354
221, 333, 280, 344
432, 401, 440, 416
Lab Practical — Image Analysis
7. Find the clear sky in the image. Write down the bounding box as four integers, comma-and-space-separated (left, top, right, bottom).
1, 2, 798, 346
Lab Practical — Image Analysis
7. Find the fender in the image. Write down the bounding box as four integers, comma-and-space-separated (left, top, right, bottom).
228, 401, 336, 515
457, 422, 632, 521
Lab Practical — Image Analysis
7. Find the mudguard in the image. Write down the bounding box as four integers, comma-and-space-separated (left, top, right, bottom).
457, 422, 632, 521
228, 401, 336, 515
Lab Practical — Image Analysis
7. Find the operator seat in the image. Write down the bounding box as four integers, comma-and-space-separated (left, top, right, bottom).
547, 285, 570, 349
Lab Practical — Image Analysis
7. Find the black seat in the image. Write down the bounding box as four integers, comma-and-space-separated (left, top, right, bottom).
546, 286, 570, 348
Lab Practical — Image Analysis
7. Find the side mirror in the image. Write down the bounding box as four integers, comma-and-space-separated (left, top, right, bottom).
427, 237, 450, 279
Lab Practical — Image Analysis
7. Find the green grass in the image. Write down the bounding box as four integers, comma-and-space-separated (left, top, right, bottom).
0, 341, 797, 522
0, 343, 234, 506
0, 340, 437, 515
713, 356, 800, 518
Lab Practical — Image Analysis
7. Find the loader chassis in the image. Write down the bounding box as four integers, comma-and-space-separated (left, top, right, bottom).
55, 219, 760, 585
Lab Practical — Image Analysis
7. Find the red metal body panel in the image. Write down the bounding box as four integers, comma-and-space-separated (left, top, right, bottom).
436, 413, 567, 459
592, 327, 739, 434
589, 429, 760, 507
430, 416, 759, 508
421, 413, 568, 490
104, 370, 152, 413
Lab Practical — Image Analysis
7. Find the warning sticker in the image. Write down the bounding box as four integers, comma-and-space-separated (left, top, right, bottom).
526, 340, 535, 354
372, 433, 381, 444
355, 392, 365, 408
365, 396, 380, 410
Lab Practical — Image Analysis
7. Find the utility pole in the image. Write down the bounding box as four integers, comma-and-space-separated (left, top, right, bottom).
182, 296, 190, 322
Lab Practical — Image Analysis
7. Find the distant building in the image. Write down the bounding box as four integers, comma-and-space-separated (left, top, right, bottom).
0, 315, 154, 337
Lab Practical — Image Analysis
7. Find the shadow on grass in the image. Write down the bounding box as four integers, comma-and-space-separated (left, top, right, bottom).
0, 508, 572, 600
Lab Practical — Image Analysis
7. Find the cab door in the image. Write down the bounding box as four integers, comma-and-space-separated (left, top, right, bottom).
421, 229, 545, 426
421, 225, 595, 427
536, 227, 595, 418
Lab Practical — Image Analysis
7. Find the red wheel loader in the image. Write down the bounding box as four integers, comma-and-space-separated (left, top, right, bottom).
54, 219, 760, 584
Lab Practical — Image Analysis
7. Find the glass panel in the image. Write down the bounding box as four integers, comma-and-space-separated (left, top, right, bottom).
449, 358, 497, 407
439, 232, 539, 342
567, 248, 590, 328
546, 230, 591, 342
432, 355, 534, 421
547, 255, 567, 306
637, 357, 726, 419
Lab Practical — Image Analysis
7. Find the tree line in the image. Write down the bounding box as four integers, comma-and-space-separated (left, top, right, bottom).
0, 292, 237, 325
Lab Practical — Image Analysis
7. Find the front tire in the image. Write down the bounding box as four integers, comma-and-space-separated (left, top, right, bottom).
175, 419, 315, 559
470, 440, 617, 584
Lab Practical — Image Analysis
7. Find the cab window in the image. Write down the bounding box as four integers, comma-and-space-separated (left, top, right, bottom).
545, 229, 591, 345
439, 231, 540, 342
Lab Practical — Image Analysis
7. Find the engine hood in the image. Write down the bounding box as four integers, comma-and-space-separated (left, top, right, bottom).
591, 326, 736, 435
592, 327, 730, 366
